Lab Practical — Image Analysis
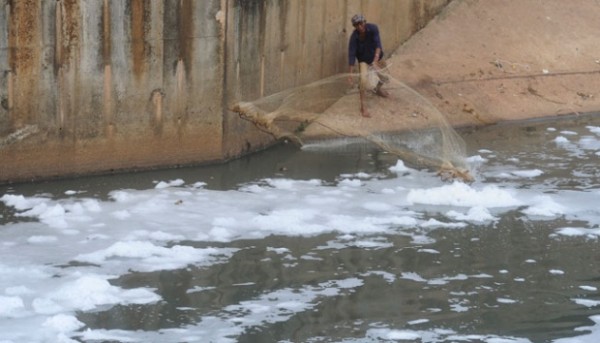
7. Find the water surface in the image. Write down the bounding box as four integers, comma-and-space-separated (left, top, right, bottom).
1, 113, 600, 343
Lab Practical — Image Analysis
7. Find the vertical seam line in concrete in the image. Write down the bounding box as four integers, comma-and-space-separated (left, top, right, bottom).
221, 0, 229, 159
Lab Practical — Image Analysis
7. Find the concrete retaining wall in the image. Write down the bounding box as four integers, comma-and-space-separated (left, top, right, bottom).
0, 0, 450, 184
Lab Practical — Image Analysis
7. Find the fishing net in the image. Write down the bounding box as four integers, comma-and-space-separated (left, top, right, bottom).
232, 62, 473, 182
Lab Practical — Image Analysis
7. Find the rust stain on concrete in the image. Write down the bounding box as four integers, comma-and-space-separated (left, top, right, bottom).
7, 0, 41, 128
8, 0, 38, 73
56, 0, 81, 69
131, 0, 147, 79
102, 0, 111, 64
178, 0, 194, 75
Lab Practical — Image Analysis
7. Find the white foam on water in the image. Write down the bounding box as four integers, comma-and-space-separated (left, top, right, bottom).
1, 122, 600, 342
554, 315, 600, 343
407, 182, 522, 208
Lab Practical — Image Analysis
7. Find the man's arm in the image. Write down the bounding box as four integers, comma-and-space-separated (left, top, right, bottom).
372, 25, 383, 63
373, 48, 381, 63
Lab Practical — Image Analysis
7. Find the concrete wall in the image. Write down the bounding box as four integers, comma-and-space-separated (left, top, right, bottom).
0, 0, 450, 184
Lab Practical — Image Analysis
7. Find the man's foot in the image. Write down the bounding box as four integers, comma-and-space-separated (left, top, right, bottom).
375, 87, 389, 98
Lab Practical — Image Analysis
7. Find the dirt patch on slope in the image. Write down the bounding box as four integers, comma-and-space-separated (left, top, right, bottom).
389, 0, 600, 126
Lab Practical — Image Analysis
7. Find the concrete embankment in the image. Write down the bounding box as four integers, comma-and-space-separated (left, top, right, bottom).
0, 0, 449, 184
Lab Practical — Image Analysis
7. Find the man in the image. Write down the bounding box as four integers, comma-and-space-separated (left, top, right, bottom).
348, 14, 389, 117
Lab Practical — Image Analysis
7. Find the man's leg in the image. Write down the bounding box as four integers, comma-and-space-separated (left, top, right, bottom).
374, 81, 389, 97
373, 60, 389, 97
358, 63, 371, 117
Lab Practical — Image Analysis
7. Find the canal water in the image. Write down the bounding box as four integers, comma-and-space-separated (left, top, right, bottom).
1, 113, 600, 342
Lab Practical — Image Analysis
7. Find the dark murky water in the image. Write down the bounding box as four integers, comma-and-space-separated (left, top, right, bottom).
2, 113, 600, 342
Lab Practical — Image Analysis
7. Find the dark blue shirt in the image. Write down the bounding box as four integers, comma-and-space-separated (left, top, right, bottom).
348, 23, 384, 66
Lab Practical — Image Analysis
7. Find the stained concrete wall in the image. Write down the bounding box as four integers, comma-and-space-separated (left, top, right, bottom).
0, 0, 450, 184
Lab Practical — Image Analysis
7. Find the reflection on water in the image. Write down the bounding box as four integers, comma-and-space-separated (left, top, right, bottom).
78, 220, 600, 342
2, 113, 600, 342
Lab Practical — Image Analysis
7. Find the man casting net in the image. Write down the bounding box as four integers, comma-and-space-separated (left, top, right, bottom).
232, 14, 473, 182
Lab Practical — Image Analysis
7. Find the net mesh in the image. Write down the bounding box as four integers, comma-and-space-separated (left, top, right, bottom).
232, 62, 473, 182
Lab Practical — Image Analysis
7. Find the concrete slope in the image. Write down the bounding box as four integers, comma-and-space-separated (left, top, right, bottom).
390, 0, 600, 126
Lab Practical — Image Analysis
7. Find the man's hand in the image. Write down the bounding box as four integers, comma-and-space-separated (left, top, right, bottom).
348, 65, 355, 85
371, 61, 385, 74
372, 58, 382, 69
373, 49, 381, 64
